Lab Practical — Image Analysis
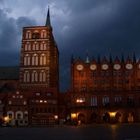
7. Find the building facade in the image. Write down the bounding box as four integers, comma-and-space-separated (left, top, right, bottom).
68, 55, 140, 124
19, 8, 59, 125
0, 8, 140, 126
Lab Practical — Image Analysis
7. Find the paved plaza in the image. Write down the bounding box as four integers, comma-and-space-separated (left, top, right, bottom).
0, 124, 140, 140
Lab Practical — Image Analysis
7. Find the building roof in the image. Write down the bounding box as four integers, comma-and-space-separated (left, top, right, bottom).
0, 66, 19, 80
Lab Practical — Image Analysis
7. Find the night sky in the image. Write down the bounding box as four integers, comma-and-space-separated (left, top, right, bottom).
0, 0, 140, 91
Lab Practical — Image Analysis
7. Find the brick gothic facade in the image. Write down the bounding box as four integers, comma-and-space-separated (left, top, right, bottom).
68, 56, 140, 123
19, 8, 59, 126
1, 8, 140, 126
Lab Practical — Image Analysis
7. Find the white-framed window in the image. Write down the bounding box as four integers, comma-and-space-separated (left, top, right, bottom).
39, 71, 46, 82
26, 31, 31, 39
43, 43, 46, 50
91, 96, 97, 106
32, 54, 38, 65
32, 71, 38, 82
40, 54, 46, 65
40, 43, 44, 50
23, 71, 30, 82
25, 42, 31, 51
102, 96, 109, 106
41, 30, 47, 38
36, 43, 39, 50
24, 54, 30, 66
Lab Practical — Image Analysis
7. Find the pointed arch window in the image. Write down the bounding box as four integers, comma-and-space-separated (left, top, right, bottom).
26, 31, 31, 39
25, 42, 31, 51
39, 71, 46, 82
23, 71, 30, 82
40, 54, 46, 65
32, 54, 38, 66
32, 71, 38, 82
24, 54, 30, 66
41, 30, 47, 38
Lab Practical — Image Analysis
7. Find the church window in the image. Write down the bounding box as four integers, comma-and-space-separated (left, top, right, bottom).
40, 54, 46, 65
32, 54, 38, 65
23, 71, 30, 82
32, 71, 38, 82
26, 31, 31, 39
39, 71, 46, 82
41, 30, 47, 38
24, 54, 30, 66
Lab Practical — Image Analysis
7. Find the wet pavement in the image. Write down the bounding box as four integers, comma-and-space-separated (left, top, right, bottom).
0, 124, 140, 140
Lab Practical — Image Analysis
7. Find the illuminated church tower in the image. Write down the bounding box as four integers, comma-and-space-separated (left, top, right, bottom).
19, 8, 59, 95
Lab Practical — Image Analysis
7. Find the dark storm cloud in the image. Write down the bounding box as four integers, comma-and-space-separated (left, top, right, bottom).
56, 0, 140, 91
0, 0, 140, 91
0, 8, 36, 66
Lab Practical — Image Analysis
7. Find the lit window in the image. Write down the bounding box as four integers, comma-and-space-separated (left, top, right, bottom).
20, 95, 23, 99
23, 71, 30, 82
76, 98, 85, 103
39, 71, 46, 82
23, 101, 27, 105
12, 95, 15, 98
40, 100, 43, 103
32, 71, 38, 82
24, 54, 30, 66
36, 93, 40, 96
44, 100, 47, 103
26, 31, 31, 39
8, 101, 12, 105
41, 30, 47, 38
40, 54, 46, 65
32, 54, 38, 66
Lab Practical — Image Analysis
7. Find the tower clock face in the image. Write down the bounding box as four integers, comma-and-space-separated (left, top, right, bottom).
125, 64, 133, 70
76, 64, 84, 71
113, 64, 121, 70
102, 64, 108, 70
90, 64, 97, 70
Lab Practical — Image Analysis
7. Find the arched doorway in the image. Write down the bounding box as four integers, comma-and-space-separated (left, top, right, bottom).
78, 114, 86, 124
90, 113, 97, 123
115, 112, 122, 123
102, 112, 110, 123
127, 112, 134, 123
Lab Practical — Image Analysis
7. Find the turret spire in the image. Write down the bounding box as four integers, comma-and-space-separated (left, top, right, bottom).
45, 7, 51, 26
85, 52, 90, 63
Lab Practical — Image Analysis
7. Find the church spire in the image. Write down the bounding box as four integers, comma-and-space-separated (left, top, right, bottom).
45, 7, 51, 26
